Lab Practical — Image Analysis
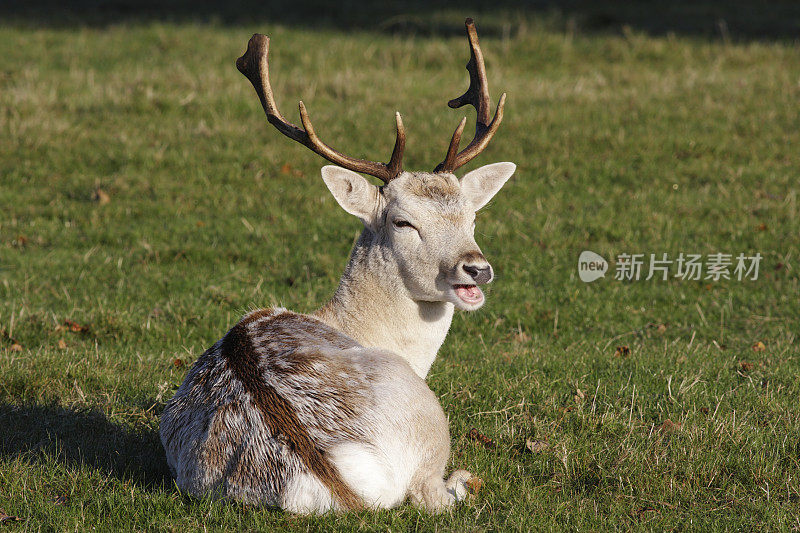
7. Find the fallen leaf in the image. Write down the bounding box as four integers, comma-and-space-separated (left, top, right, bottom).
57, 339, 67, 350
574, 388, 585, 402
0, 509, 21, 523
525, 439, 549, 454
739, 361, 754, 372
658, 419, 681, 433
514, 330, 531, 343
1, 329, 21, 349
173, 358, 185, 368
656, 323, 667, 334
466, 428, 495, 449
756, 223, 768, 232
614, 346, 630, 358
196, 220, 206, 227
12, 235, 28, 247
64, 320, 90, 334
752, 341, 766, 352
279, 163, 303, 177
465, 477, 483, 494
93, 188, 111, 205
633, 506, 658, 518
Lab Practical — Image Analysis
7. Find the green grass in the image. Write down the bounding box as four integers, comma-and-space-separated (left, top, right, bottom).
2, 6, 800, 531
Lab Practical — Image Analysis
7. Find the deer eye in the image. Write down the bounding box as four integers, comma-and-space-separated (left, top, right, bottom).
393, 219, 416, 230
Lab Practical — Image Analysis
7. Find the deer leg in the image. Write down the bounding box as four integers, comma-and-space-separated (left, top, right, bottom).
445, 469, 473, 502
410, 469, 473, 512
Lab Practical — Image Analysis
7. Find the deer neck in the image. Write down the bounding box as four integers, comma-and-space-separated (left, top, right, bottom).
313, 230, 454, 379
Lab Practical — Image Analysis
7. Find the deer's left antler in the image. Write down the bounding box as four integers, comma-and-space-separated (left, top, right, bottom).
435, 18, 506, 173
236, 34, 406, 183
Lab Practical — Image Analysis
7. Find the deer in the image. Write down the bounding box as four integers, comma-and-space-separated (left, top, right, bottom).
160, 18, 516, 513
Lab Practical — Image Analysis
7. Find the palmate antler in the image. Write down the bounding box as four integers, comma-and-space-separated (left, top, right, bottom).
435, 18, 506, 173
236, 18, 504, 181
236, 34, 406, 184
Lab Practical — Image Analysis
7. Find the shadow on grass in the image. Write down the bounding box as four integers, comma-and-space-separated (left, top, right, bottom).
0, 402, 172, 491
0, 0, 798, 41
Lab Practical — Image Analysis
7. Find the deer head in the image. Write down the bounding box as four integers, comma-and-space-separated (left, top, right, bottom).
237, 18, 515, 312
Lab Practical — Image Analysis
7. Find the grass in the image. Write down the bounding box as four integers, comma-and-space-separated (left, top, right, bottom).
1, 4, 800, 531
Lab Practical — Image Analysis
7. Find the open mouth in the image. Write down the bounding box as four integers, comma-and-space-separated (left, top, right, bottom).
453, 284, 484, 305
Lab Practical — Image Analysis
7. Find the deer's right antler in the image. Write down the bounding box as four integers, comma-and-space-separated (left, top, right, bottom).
435, 18, 506, 174
236, 34, 406, 184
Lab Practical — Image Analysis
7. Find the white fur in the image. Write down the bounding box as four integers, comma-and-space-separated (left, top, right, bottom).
161, 165, 515, 514
460, 162, 516, 210
316, 165, 515, 378
281, 471, 335, 514
321, 166, 383, 228
328, 442, 408, 509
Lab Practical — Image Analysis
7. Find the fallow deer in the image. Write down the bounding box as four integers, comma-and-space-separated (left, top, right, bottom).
160, 18, 516, 513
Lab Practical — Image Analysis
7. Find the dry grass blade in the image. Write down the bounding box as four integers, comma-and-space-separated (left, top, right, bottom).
0, 509, 21, 523
525, 439, 549, 454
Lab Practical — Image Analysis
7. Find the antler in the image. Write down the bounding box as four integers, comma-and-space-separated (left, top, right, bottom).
236, 34, 406, 183
435, 18, 506, 173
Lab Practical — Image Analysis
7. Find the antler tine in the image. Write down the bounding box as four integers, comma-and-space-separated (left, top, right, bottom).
435, 18, 506, 173
387, 112, 406, 179
237, 33, 406, 183
441, 117, 467, 171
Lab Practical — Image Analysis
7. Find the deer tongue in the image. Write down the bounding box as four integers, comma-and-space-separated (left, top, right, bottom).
454, 284, 483, 304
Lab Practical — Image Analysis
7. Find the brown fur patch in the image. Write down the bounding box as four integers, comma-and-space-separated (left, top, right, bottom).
406, 173, 460, 202
221, 317, 363, 511
241, 308, 278, 326
267, 311, 360, 350
200, 401, 248, 479
458, 251, 486, 264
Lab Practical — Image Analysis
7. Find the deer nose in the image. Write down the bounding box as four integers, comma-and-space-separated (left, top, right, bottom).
462, 263, 493, 285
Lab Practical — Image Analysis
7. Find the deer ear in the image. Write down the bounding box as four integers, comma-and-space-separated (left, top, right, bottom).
321, 166, 382, 227
460, 162, 516, 211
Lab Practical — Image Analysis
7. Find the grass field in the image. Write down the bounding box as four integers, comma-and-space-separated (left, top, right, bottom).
2, 3, 800, 530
